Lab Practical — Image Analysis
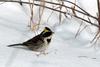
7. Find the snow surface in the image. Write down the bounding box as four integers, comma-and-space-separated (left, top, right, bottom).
0, 1, 100, 67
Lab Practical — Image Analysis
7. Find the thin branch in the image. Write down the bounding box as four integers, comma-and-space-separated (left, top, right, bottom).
19, 0, 23, 5
75, 21, 83, 38
63, 0, 90, 15
74, 15, 99, 27
97, 0, 100, 16
1, 0, 97, 20
97, 0, 100, 25
36, 0, 98, 20
0, 0, 99, 28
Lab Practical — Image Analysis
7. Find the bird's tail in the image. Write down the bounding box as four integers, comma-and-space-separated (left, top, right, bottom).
7, 43, 23, 47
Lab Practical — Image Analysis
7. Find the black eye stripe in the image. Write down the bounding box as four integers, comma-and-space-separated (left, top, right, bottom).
42, 32, 52, 37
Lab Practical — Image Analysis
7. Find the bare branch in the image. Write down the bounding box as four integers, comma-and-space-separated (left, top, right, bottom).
97, 0, 100, 16
74, 15, 99, 27
0, 0, 99, 28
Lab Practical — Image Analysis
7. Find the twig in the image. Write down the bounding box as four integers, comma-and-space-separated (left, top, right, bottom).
1, 0, 97, 20
38, 0, 45, 29
19, 0, 23, 5
74, 15, 99, 27
0, 0, 99, 28
62, 0, 90, 16
91, 30, 100, 43
90, 0, 100, 45
35, 0, 98, 20
75, 21, 83, 38
97, 0, 100, 17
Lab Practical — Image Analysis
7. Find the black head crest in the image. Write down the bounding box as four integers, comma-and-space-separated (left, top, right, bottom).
40, 27, 54, 37
45, 27, 52, 32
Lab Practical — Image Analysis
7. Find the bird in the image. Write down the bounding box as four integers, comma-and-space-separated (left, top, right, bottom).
8, 27, 54, 53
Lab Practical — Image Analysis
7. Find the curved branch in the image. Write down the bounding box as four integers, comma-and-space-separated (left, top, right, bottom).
0, 0, 99, 28
0, 0, 97, 20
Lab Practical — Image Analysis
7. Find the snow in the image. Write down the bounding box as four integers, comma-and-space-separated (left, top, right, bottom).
0, 1, 100, 67
78, 0, 98, 17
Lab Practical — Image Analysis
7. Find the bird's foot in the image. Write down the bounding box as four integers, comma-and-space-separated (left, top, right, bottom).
42, 52, 49, 55
36, 52, 48, 56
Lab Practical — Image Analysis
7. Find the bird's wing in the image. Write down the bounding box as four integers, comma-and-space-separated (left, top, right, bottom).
23, 35, 44, 46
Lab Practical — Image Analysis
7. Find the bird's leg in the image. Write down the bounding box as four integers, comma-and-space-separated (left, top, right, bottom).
35, 49, 58, 56
36, 53, 41, 57
41, 51, 49, 55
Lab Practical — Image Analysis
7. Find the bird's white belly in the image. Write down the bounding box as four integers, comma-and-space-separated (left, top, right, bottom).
36, 43, 49, 52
